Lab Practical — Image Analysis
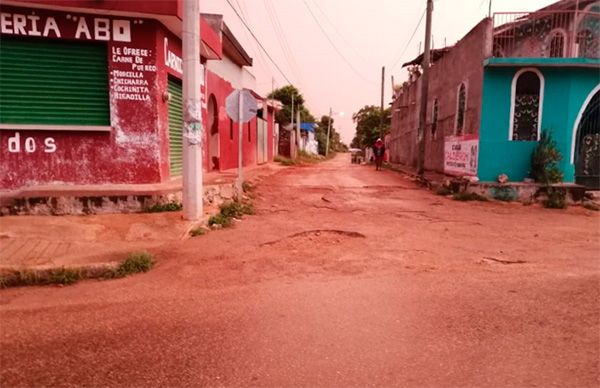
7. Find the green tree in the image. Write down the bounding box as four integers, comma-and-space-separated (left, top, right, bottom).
315, 115, 342, 155
352, 105, 391, 148
268, 85, 315, 125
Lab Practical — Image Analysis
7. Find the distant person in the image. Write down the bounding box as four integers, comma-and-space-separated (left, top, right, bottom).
373, 138, 385, 171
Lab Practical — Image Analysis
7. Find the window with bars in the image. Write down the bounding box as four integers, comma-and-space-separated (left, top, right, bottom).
548, 30, 566, 57
511, 70, 542, 141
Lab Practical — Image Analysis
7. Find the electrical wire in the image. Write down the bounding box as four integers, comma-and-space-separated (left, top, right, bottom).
263, 0, 305, 88
233, 0, 271, 77
224, 0, 294, 85
389, 7, 427, 70
309, 0, 373, 68
301, 0, 376, 85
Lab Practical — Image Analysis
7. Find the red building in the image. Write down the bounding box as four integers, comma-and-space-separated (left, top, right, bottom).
0, 0, 278, 191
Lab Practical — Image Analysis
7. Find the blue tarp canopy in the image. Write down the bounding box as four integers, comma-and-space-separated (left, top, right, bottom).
300, 122, 317, 132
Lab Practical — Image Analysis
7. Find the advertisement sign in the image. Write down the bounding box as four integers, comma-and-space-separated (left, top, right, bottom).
444, 135, 479, 176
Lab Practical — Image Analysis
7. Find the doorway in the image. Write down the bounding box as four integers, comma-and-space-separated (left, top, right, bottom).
575, 89, 599, 189
207, 94, 219, 171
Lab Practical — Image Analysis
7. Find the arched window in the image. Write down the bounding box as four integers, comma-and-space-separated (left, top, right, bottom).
431, 98, 439, 139
455, 83, 467, 136
548, 30, 566, 58
510, 69, 544, 141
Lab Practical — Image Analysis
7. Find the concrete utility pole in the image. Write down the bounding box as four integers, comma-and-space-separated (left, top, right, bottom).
417, 0, 433, 176
182, 0, 203, 220
488, 0, 493, 18
237, 90, 244, 193
380, 66, 385, 137
326, 107, 332, 156
296, 108, 301, 152
290, 93, 295, 153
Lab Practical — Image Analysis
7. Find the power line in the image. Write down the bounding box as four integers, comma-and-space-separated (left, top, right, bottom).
232, 0, 271, 77
309, 0, 373, 68
301, 0, 376, 85
224, 0, 294, 85
390, 8, 427, 70
263, 0, 305, 88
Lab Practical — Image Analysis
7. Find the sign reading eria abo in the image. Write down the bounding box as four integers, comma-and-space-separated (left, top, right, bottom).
444, 135, 479, 176
0, 10, 132, 42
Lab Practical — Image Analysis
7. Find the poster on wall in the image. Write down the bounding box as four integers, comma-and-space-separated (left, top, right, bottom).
444, 135, 479, 176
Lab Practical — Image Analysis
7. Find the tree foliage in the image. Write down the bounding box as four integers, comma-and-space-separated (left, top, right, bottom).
268, 85, 348, 153
268, 85, 314, 125
352, 105, 391, 148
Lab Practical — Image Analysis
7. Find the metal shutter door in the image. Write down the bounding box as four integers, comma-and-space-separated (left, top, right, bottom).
0, 37, 109, 125
167, 78, 183, 177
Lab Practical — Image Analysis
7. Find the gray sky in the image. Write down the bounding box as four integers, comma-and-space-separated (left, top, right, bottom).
201, 0, 557, 143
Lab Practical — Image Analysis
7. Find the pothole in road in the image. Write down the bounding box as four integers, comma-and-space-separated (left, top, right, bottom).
480, 257, 527, 265
260, 229, 366, 247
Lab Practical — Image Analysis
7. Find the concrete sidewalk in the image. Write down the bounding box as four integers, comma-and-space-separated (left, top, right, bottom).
0, 162, 285, 270
0, 212, 194, 269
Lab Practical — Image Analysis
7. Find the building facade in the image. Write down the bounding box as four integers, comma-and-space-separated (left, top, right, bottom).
389, 0, 600, 188
0, 0, 277, 191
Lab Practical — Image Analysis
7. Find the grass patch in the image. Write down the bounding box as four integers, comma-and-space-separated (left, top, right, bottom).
208, 201, 254, 229
0, 252, 155, 288
208, 213, 233, 228
190, 227, 207, 237
452, 192, 489, 202
114, 252, 154, 277
583, 202, 600, 211
274, 155, 297, 166
48, 267, 82, 285
146, 201, 182, 213
297, 151, 326, 164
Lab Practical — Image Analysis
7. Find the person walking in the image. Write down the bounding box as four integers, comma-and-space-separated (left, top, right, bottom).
373, 138, 385, 171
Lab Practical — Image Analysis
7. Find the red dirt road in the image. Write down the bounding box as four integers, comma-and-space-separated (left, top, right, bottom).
1, 154, 599, 387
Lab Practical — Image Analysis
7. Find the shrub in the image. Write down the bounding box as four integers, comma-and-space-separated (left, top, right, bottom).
543, 188, 567, 209
531, 131, 563, 185
491, 186, 518, 202
583, 202, 600, 211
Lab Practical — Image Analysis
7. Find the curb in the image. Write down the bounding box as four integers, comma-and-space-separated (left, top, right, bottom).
0, 261, 120, 288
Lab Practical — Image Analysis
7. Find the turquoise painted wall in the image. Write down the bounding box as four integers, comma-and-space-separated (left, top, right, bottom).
479, 66, 599, 182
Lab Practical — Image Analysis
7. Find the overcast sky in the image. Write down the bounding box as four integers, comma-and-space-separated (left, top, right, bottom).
201, 0, 557, 143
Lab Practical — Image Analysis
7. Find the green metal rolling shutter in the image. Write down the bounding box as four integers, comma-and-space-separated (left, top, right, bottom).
168, 78, 183, 176
0, 37, 109, 125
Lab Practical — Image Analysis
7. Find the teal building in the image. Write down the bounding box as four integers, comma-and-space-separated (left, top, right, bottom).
478, 59, 599, 186
477, 2, 600, 188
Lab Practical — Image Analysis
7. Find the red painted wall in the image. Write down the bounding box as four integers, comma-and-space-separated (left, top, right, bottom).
1, 5, 272, 190
0, 6, 162, 190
